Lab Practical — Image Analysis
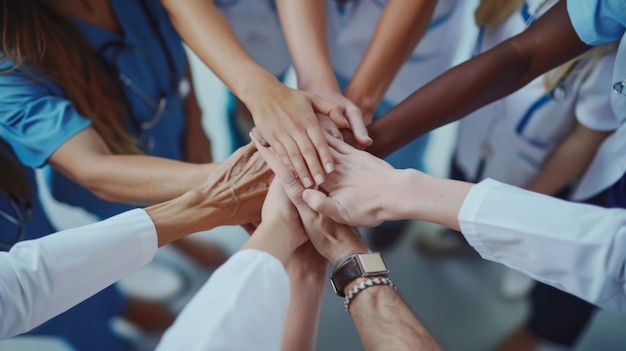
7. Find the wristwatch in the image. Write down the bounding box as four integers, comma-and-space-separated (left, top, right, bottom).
330, 252, 389, 297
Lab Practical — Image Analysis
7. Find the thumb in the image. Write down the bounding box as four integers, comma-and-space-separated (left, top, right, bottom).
310, 95, 350, 129
345, 105, 372, 147
302, 189, 350, 225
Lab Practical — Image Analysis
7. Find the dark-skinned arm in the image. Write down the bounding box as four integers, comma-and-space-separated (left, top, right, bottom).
367, 1, 592, 158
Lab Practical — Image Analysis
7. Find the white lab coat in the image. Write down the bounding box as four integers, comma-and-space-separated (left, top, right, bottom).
157, 250, 289, 351
455, 0, 619, 187
326, 0, 466, 104
0, 209, 157, 339
0, 208, 290, 350
460, 179, 626, 311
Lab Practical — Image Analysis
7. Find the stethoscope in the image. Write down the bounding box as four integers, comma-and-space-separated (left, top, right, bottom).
0, 197, 32, 250
97, 0, 189, 151
613, 78, 626, 96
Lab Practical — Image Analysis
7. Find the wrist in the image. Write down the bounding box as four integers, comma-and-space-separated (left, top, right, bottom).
384, 169, 424, 221
145, 192, 221, 247
297, 74, 340, 95
396, 172, 471, 230
236, 70, 281, 109
328, 229, 370, 265
242, 221, 299, 265
344, 85, 380, 119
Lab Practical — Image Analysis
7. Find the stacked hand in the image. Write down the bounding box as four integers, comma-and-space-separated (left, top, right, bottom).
248, 82, 371, 189
252, 134, 369, 264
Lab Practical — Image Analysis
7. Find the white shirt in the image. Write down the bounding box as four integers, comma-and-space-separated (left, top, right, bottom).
326, 0, 466, 104
460, 179, 626, 311
571, 33, 626, 200
0, 209, 157, 339
157, 249, 289, 351
455, 0, 618, 187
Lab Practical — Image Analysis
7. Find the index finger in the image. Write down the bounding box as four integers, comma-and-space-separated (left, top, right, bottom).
251, 133, 308, 207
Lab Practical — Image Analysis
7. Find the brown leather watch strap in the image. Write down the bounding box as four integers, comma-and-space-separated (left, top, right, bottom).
330, 258, 363, 297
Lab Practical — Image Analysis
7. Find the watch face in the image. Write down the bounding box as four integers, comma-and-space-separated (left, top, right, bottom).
356, 253, 388, 274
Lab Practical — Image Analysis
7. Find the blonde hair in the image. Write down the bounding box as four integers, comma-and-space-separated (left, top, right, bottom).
475, 0, 525, 27
0, 0, 139, 155
0, 147, 31, 205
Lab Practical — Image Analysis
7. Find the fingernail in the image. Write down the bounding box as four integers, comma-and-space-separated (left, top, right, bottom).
314, 173, 324, 185
302, 190, 310, 202
325, 163, 334, 173
303, 177, 313, 188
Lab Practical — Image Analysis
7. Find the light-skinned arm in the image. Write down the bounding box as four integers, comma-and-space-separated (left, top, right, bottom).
277, 136, 626, 312
366, 1, 592, 158
524, 122, 611, 195
157, 178, 309, 351
282, 134, 469, 231
280, 243, 327, 351
0, 155, 271, 339
275, 0, 370, 147
253, 136, 443, 350
50, 131, 270, 227
162, 0, 356, 188
344, 0, 437, 123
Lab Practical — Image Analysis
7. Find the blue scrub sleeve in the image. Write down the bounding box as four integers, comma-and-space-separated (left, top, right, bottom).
0, 69, 91, 168
566, 0, 626, 46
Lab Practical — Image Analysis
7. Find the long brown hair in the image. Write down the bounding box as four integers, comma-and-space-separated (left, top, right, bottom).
0, 145, 31, 206
0, 0, 139, 155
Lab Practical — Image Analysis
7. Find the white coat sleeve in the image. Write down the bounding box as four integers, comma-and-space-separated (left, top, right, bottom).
0, 209, 158, 339
157, 249, 290, 351
459, 179, 626, 312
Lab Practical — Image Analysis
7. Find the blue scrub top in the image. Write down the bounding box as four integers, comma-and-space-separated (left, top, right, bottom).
567, 0, 626, 45
45, 0, 189, 219
0, 141, 129, 351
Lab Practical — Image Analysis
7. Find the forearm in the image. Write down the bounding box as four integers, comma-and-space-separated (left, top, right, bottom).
162, 0, 280, 103
157, 250, 290, 351
459, 179, 626, 311
0, 209, 158, 338
388, 170, 471, 231
345, 0, 436, 115
347, 279, 441, 351
525, 124, 610, 194
241, 223, 299, 266
276, 0, 337, 91
72, 155, 217, 205
281, 260, 326, 351
366, 2, 590, 158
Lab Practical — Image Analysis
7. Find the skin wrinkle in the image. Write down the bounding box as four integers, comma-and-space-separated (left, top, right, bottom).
205, 143, 273, 222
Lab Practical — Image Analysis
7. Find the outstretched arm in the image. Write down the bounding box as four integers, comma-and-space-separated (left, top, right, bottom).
162, 0, 352, 188
272, 135, 626, 312
367, 1, 592, 157
344, 0, 437, 123
275, 0, 370, 146
524, 122, 611, 195
254, 136, 443, 350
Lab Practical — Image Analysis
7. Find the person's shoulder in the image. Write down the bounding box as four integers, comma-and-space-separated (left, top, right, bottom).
567, 0, 626, 46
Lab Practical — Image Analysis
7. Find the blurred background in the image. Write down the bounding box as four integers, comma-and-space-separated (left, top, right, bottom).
2, 1, 626, 350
